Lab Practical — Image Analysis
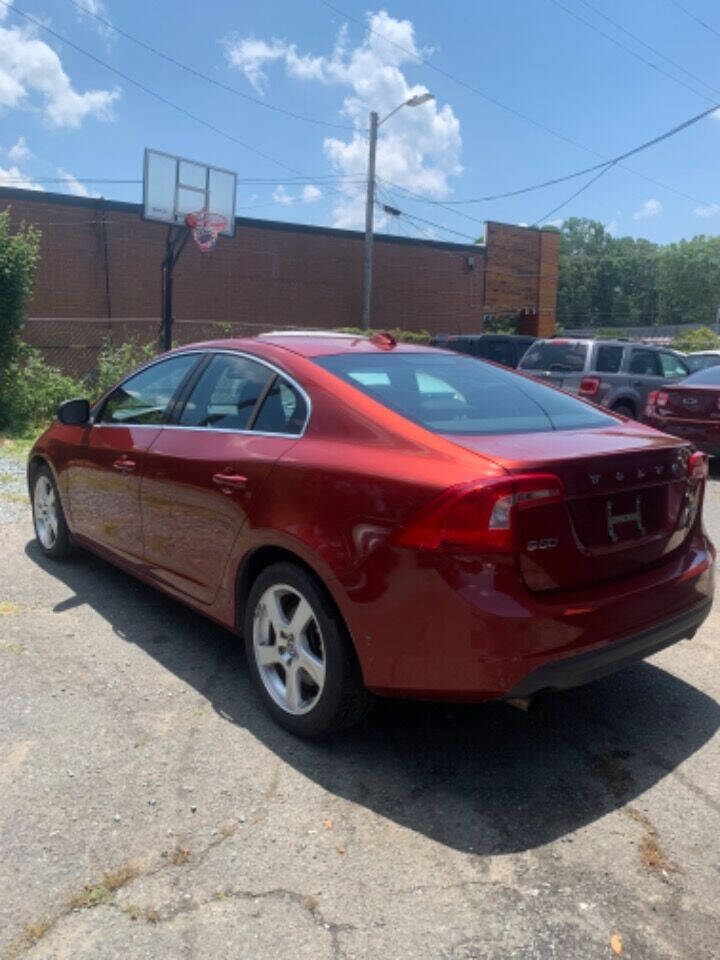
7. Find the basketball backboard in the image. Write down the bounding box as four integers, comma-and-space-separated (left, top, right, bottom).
142, 148, 237, 237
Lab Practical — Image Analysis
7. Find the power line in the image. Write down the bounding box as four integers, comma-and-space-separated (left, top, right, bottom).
667, 0, 720, 41
380, 100, 720, 209
547, 0, 716, 103
577, 0, 720, 98
64, 0, 359, 133
0, 1, 309, 178
536, 162, 616, 224
317, 0, 716, 206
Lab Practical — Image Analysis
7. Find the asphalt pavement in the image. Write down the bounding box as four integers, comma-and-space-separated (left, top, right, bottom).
1, 446, 718, 959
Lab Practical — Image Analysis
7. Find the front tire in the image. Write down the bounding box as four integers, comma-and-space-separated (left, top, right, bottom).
32, 465, 72, 560
244, 562, 372, 736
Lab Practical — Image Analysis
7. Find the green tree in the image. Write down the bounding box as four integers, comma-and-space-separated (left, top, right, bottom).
671, 326, 720, 352
0, 209, 40, 374
657, 236, 720, 325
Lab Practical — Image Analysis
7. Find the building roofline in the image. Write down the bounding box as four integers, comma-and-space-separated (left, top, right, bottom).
0, 185, 485, 253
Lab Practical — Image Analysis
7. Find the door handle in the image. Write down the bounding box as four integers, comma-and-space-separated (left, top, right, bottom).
212, 471, 248, 491
113, 457, 136, 472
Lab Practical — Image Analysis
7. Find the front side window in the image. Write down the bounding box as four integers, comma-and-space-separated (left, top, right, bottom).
99, 354, 198, 425
658, 352, 689, 379
179, 354, 273, 430
315, 352, 615, 435
629, 349, 661, 376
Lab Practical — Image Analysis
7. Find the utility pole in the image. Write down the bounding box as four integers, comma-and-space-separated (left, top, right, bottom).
362, 111, 379, 332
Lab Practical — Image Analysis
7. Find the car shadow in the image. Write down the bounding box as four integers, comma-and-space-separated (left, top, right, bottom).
26, 539, 719, 856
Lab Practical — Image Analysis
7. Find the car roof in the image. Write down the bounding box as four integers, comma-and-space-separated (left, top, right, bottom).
532, 338, 675, 351
174, 332, 445, 359
431, 333, 535, 342
689, 350, 720, 356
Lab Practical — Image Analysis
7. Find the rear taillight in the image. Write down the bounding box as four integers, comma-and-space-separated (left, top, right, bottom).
579, 377, 600, 397
645, 390, 668, 416
394, 474, 563, 554
689, 450, 709, 480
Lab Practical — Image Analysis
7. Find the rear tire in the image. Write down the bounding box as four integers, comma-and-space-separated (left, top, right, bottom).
612, 402, 635, 420
32, 465, 72, 560
244, 562, 373, 737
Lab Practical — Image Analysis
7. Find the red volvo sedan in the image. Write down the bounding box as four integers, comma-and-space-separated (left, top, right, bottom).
644, 364, 720, 456
28, 333, 714, 736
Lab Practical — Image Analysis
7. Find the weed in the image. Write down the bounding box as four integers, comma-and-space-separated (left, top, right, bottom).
164, 846, 191, 866
145, 907, 160, 924
0, 639, 23, 655
303, 895, 319, 913
68, 863, 140, 910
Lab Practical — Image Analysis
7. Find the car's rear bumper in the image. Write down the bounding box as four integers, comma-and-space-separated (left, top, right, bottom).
344, 529, 714, 700
644, 415, 720, 455
504, 598, 711, 698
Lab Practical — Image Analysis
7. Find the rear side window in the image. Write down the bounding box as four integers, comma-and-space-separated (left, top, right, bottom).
315, 353, 615, 436
593, 345, 623, 374
253, 378, 308, 434
629, 349, 661, 376
658, 352, 689, 379
99, 354, 198, 425
519, 341, 588, 373
481, 339, 514, 367
179, 354, 272, 429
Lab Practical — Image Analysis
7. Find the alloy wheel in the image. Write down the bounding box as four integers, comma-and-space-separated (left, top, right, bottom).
34, 475, 59, 549
252, 583, 326, 715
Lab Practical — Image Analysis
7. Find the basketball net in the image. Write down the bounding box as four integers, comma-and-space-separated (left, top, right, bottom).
186, 210, 228, 253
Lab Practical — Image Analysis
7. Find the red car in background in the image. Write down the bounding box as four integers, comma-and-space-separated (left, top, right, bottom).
645, 365, 720, 456
28, 333, 714, 736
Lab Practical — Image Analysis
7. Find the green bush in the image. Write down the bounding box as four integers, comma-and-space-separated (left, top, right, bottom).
94, 338, 158, 395
0, 344, 85, 434
671, 326, 720, 353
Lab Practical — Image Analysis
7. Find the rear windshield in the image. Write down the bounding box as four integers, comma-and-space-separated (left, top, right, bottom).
681, 366, 720, 386
314, 353, 615, 435
519, 340, 589, 373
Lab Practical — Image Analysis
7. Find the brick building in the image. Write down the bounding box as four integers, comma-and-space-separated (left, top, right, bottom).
1, 186, 558, 374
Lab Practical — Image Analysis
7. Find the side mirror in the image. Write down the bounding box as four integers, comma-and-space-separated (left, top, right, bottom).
58, 398, 90, 426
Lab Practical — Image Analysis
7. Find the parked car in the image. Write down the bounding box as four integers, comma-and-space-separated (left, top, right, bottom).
429, 333, 536, 368
644, 364, 720, 455
518, 338, 690, 418
28, 333, 713, 736
684, 350, 720, 373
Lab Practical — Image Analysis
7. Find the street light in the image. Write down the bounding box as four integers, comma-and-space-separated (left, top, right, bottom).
362, 92, 434, 331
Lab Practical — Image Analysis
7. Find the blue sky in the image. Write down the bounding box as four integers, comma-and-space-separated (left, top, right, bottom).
2, 0, 720, 245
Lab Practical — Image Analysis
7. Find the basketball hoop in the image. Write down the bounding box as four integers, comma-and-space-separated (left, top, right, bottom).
186, 210, 228, 252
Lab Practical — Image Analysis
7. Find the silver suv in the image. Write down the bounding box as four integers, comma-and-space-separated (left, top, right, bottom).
518, 338, 690, 419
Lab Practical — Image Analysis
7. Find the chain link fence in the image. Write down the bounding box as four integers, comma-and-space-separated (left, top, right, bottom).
22, 317, 315, 381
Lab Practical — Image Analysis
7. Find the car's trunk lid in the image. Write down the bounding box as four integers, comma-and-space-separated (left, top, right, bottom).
660, 385, 720, 420
446, 427, 695, 591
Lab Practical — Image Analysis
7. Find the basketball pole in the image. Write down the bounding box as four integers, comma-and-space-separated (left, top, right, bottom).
161, 225, 190, 351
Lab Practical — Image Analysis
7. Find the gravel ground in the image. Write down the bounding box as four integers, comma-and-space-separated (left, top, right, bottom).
1, 444, 718, 960
0, 440, 30, 524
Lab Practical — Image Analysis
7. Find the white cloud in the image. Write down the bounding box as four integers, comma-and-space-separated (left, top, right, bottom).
57, 167, 97, 197
73, 0, 113, 39
224, 11, 461, 229
0, 18, 120, 127
0, 163, 43, 190
272, 184, 293, 205
301, 184, 321, 203
693, 202, 720, 218
8, 134, 30, 162
633, 198, 662, 221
